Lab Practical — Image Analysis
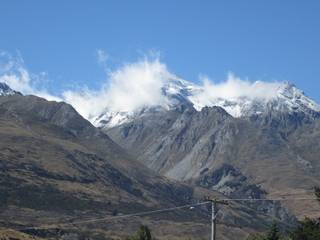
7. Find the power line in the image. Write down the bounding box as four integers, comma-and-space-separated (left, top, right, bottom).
16, 196, 318, 232
220, 197, 318, 202
19, 201, 211, 231
205, 197, 318, 239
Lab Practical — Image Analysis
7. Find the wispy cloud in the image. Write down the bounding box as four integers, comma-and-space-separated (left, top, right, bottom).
192, 73, 281, 102
0, 51, 61, 101
96, 49, 108, 67
63, 56, 172, 119
0, 50, 291, 121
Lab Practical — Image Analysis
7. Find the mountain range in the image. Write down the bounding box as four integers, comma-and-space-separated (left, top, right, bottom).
93, 77, 320, 218
92, 77, 320, 128
0, 80, 319, 240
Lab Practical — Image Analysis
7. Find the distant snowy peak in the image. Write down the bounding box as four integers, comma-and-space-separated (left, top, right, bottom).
92, 77, 197, 128
164, 80, 320, 118
190, 81, 320, 118
93, 111, 134, 128
277, 82, 320, 112
0, 82, 21, 96
92, 78, 320, 128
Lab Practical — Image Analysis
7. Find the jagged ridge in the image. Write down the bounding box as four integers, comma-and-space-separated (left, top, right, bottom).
0, 82, 21, 96
92, 78, 320, 128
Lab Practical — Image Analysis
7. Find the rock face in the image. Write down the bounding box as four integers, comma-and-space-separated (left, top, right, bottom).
95, 78, 320, 216
106, 97, 320, 218
107, 105, 232, 178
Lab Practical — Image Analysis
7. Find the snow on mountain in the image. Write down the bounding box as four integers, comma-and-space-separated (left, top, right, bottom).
190, 81, 320, 117
92, 77, 320, 129
0, 82, 21, 96
92, 77, 197, 128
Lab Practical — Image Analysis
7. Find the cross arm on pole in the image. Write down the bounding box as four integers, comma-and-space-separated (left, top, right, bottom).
204, 196, 229, 240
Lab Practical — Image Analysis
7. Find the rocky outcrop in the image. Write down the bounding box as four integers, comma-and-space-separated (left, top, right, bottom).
107, 102, 320, 218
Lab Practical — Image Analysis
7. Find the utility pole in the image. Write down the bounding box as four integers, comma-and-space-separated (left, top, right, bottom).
206, 198, 228, 240
211, 199, 216, 240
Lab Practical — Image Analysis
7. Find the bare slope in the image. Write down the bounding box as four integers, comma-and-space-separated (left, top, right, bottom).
106, 104, 320, 218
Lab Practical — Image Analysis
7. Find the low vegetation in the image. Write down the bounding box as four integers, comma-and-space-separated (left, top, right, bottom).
127, 225, 153, 240
247, 187, 320, 240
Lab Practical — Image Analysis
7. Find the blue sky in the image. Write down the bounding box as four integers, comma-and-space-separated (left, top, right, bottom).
0, 1, 320, 102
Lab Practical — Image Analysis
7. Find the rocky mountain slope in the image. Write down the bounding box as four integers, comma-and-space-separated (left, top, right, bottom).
104, 79, 320, 219
0, 90, 290, 240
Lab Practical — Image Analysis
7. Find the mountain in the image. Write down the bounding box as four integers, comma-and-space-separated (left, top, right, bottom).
189, 81, 320, 118
103, 78, 320, 219
0, 82, 21, 96
0, 93, 290, 240
91, 78, 197, 128
93, 78, 320, 129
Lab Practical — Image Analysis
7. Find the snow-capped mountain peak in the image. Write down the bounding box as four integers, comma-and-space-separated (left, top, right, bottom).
0, 82, 21, 96
91, 78, 320, 128
276, 82, 320, 112
189, 81, 320, 117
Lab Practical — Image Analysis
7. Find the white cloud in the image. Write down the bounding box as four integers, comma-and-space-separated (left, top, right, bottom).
63, 57, 172, 119
62, 63, 284, 121
187, 73, 284, 116
0, 51, 17, 73
96, 49, 108, 66
63, 88, 107, 120
192, 73, 281, 104
0, 51, 292, 121
0, 52, 174, 119
0, 51, 61, 101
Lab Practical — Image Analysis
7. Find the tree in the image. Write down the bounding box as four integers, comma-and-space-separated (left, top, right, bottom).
315, 187, 320, 202
246, 233, 264, 240
289, 218, 320, 240
265, 222, 281, 240
112, 209, 118, 216
136, 225, 152, 240
288, 187, 320, 239
248, 188, 320, 240
246, 222, 282, 240
127, 225, 153, 240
